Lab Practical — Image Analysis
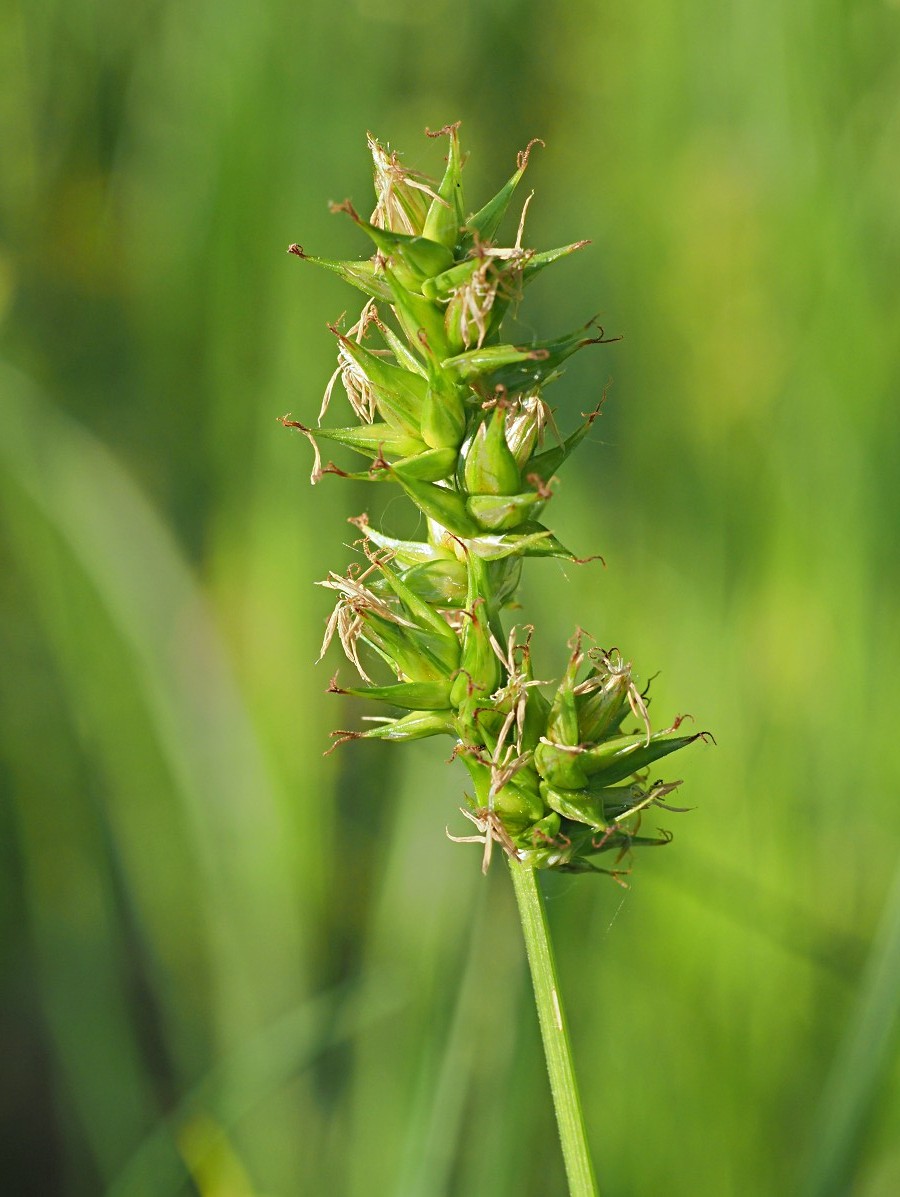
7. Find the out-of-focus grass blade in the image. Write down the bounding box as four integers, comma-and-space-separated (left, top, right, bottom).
0, 700, 161, 1185
0, 365, 307, 1032
0, 365, 313, 1183
392, 872, 532, 1197
802, 858, 900, 1197
106, 976, 401, 1197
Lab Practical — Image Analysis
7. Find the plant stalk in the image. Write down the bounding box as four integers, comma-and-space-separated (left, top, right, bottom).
508, 858, 599, 1197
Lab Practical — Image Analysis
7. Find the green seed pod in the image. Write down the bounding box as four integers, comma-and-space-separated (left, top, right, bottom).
586, 781, 677, 820
463, 408, 522, 496
449, 553, 503, 712
466, 489, 545, 532
333, 331, 428, 435
442, 257, 513, 354
442, 342, 544, 385
462, 137, 541, 246
513, 523, 584, 560
492, 781, 545, 831
577, 730, 704, 788
335, 201, 454, 289
423, 123, 465, 249
372, 556, 462, 675
461, 524, 575, 563
450, 619, 500, 721
385, 448, 457, 483
544, 643, 583, 748
504, 396, 546, 467
307, 421, 427, 461
519, 673, 552, 754
388, 558, 469, 607
448, 244, 589, 353
483, 323, 611, 393
483, 555, 522, 609
333, 708, 457, 748
368, 133, 433, 235
308, 457, 453, 485
288, 244, 393, 301
319, 557, 460, 684
524, 811, 563, 846
373, 311, 429, 376
575, 668, 631, 743
515, 817, 596, 872
348, 607, 453, 683
336, 678, 454, 711
420, 378, 467, 450
421, 256, 482, 301
533, 739, 590, 791
391, 474, 482, 537
540, 781, 610, 831
374, 230, 454, 286
442, 288, 471, 357
349, 516, 452, 567
521, 241, 591, 286
383, 266, 452, 361
460, 755, 544, 831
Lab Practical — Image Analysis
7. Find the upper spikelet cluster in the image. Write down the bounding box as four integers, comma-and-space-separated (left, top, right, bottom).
286, 124, 707, 876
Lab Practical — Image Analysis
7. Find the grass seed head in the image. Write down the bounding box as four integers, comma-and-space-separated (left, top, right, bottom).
288, 125, 707, 874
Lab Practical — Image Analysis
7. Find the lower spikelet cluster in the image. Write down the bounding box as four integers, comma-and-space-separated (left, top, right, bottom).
286, 124, 708, 875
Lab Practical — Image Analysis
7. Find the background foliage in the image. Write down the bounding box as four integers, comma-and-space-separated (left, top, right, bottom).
2, 1, 900, 1194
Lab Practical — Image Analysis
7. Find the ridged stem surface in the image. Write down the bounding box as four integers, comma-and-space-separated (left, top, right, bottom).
509, 858, 599, 1197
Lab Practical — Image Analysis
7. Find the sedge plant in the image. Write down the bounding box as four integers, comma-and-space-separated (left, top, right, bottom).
285, 124, 708, 1196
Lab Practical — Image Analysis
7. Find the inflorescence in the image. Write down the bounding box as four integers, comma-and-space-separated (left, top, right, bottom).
285, 124, 708, 877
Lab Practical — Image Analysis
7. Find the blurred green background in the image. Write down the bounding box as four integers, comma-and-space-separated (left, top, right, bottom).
2, 0, 900, 1194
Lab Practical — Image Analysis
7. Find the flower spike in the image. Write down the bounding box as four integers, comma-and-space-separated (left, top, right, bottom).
287, 126, 708, 874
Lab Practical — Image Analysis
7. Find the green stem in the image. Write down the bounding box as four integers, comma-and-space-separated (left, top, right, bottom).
508, 858, 599, 1197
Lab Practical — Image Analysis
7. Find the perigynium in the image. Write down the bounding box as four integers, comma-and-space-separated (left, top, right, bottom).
285, 123, 709, 1196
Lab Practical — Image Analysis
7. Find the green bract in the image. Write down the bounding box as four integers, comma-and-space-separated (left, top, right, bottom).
288, 126, 708, 875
